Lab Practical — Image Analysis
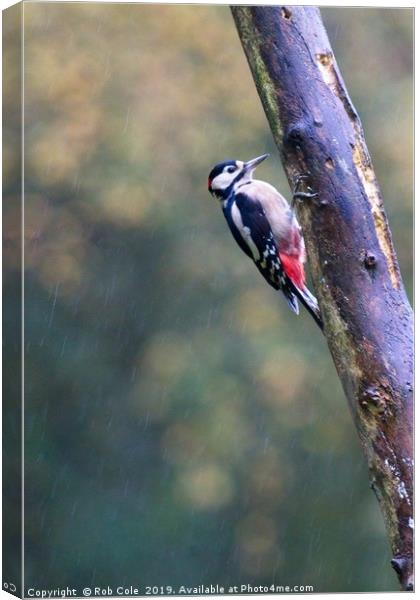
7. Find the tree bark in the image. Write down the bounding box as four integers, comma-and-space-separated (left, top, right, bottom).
231, 5, 413, 590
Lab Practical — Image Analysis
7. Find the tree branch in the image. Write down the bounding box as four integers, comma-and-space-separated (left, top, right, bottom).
231, 5, 413, 590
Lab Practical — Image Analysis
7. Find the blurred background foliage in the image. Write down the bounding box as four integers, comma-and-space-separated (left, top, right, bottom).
4, 3, 412, 593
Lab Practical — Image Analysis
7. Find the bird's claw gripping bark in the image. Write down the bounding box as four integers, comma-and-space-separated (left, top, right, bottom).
292, 173, 318, 209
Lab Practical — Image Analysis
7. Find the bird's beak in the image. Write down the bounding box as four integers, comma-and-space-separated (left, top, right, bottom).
244, 153, 269, 172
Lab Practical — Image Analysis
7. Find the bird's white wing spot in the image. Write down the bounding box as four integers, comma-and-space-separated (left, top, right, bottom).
231, 203, 260, 261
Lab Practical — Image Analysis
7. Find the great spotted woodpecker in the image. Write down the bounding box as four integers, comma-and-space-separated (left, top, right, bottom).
208, 154, 323, 329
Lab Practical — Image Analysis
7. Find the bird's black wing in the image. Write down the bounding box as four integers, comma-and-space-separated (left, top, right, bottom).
223, 191, 321, 325
232, 193, 287, 292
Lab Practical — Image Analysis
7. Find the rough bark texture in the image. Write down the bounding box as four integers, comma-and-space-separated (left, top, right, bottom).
231, 5, 413, 590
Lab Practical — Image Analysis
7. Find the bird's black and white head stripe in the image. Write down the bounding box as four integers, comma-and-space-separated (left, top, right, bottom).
208, 154, 269, 200
208, 160, 243, 199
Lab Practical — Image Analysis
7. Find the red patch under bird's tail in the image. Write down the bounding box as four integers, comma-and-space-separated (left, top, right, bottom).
279, 251, 323, 329
279, 253, 305, 290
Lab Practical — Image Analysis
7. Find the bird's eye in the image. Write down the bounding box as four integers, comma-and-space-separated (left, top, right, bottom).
227, 166, 236, 173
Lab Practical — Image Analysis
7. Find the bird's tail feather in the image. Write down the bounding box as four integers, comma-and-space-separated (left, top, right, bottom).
287, 283, 324, 330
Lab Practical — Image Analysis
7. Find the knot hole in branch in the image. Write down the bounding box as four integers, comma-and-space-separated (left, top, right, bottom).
364, 251, 377, 270
284, 121, 312, 161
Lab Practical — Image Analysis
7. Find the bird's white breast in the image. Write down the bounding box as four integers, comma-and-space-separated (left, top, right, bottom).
240, 180, 303, 255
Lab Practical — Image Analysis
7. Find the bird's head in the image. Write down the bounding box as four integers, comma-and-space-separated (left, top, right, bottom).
208, 153, 269, 200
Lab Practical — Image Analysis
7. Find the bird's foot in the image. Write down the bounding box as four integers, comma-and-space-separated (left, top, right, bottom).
292, 173, 318, 209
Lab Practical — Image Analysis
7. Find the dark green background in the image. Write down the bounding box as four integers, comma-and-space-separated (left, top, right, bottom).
5, 3, 413, 593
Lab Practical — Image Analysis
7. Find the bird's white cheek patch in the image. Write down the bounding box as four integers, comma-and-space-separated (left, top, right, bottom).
211, 172, 235, 192
231, 203, 260, 261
